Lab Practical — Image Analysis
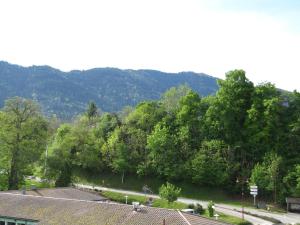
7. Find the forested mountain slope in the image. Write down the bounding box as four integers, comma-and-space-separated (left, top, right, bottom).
0, 61, 218, 119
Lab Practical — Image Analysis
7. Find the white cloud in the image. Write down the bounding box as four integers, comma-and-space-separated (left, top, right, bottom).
0, 0, 299, 91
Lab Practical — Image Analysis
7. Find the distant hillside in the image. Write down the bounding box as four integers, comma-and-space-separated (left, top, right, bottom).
0, 61, 219, 119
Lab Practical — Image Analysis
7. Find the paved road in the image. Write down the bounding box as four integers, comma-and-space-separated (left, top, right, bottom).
75, 184, 275, 225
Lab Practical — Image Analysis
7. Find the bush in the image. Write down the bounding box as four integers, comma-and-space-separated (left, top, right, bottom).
0, 172, 8, 191
159, 182, 181, 203
237, 222, 252, 225
194, 203, 204, 214
188, 203, 195, 209
102, 191, 147, 204
207, 201, 214, 217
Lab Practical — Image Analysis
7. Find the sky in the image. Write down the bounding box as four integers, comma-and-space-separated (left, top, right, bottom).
0, 0, 299, 91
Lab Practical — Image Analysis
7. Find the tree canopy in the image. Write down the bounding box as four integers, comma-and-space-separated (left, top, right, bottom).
1, 70, 300, 205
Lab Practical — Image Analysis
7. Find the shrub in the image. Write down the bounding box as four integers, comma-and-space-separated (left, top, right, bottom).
194, 203, 204, 214
237, 222, 252, 225
188, 203, 195, 209
159, 182, 181, 203
207, 201, 214, 217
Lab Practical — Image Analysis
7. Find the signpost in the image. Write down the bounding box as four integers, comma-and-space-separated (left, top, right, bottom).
250, 185, 258, 206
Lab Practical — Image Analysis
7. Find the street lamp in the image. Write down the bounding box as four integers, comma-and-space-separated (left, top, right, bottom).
236, 177, 248, 220
235, 145, 249, 220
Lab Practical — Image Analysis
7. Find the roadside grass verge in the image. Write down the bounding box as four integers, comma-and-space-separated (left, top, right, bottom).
101, 191, 187, 210
240, 210, 281, 224
74, 170, 250, 206
24, 179, 53, 189
202, 210, 252, 225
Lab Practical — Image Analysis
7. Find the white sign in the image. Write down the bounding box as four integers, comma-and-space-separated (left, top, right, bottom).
250, 185, 258, 197
250, 187, 258, 195
250, 185, 258, 206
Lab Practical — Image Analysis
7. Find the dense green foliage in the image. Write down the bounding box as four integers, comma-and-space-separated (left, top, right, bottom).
1, 69, 300, 206
0, 61, 218, 120
44, 70, 300, 203
207, 201, 215, 217
0, 97, 48, 190
159, 182, 181, 203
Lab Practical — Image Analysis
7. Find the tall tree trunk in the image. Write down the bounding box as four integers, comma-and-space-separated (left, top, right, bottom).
121, 170, 125, 184
8, 149, 19, 190
8, 129, 20, 190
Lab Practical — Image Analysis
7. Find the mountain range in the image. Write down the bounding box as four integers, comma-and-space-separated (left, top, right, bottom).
0, 61, 219, 120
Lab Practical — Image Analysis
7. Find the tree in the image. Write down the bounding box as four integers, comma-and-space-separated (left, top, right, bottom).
94, 113, 120, 141
207, 201, 215, 217
245, 83, 283, 163
86, 101, 99, 119
0, 97, 48, 189
205, 70, 254, 146
46, 124, 74, 187
47, 117, 106, 186
159, 182, 181, 203
250, 152, 282, 203
190, 140, 229, 186
102, 128, 130, 183
283, 164, 300, 197
147, 122, 182, 179
284, 91, 300, 164
176, 91, 203, 160
203, 70, 254, 183
102, 126, 147, 182
125, 101, 165, 133
160, 84, 191, 113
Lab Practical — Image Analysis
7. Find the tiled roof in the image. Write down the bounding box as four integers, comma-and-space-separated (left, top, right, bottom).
181, 212, 230, 225
0, 192, 228, 225
286, 197, 300, 204
5, 187, 106, 201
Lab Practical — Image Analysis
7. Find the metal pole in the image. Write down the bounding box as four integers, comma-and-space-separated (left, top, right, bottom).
242, 183, 244, 220
254, 195, 256, 207
44, 145, 48, 176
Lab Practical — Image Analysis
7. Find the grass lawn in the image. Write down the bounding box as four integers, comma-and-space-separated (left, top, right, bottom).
203, 210, 252, 225
101, 191, 187, 210
24, 179, 54, 189
101, 190, 252, 225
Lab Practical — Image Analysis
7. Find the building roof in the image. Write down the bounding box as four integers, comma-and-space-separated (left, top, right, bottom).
0, 192, 229, 225
5, 187, 106, 201
0, 215, 39, 223
286, 197, 300, 204
182, 212, 228, 225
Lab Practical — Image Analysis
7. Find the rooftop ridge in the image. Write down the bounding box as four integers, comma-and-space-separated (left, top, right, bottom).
0, 192, 178, 213
177, 210, 192, 225
6, 186, 75, 192
0, 192, 110, 204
